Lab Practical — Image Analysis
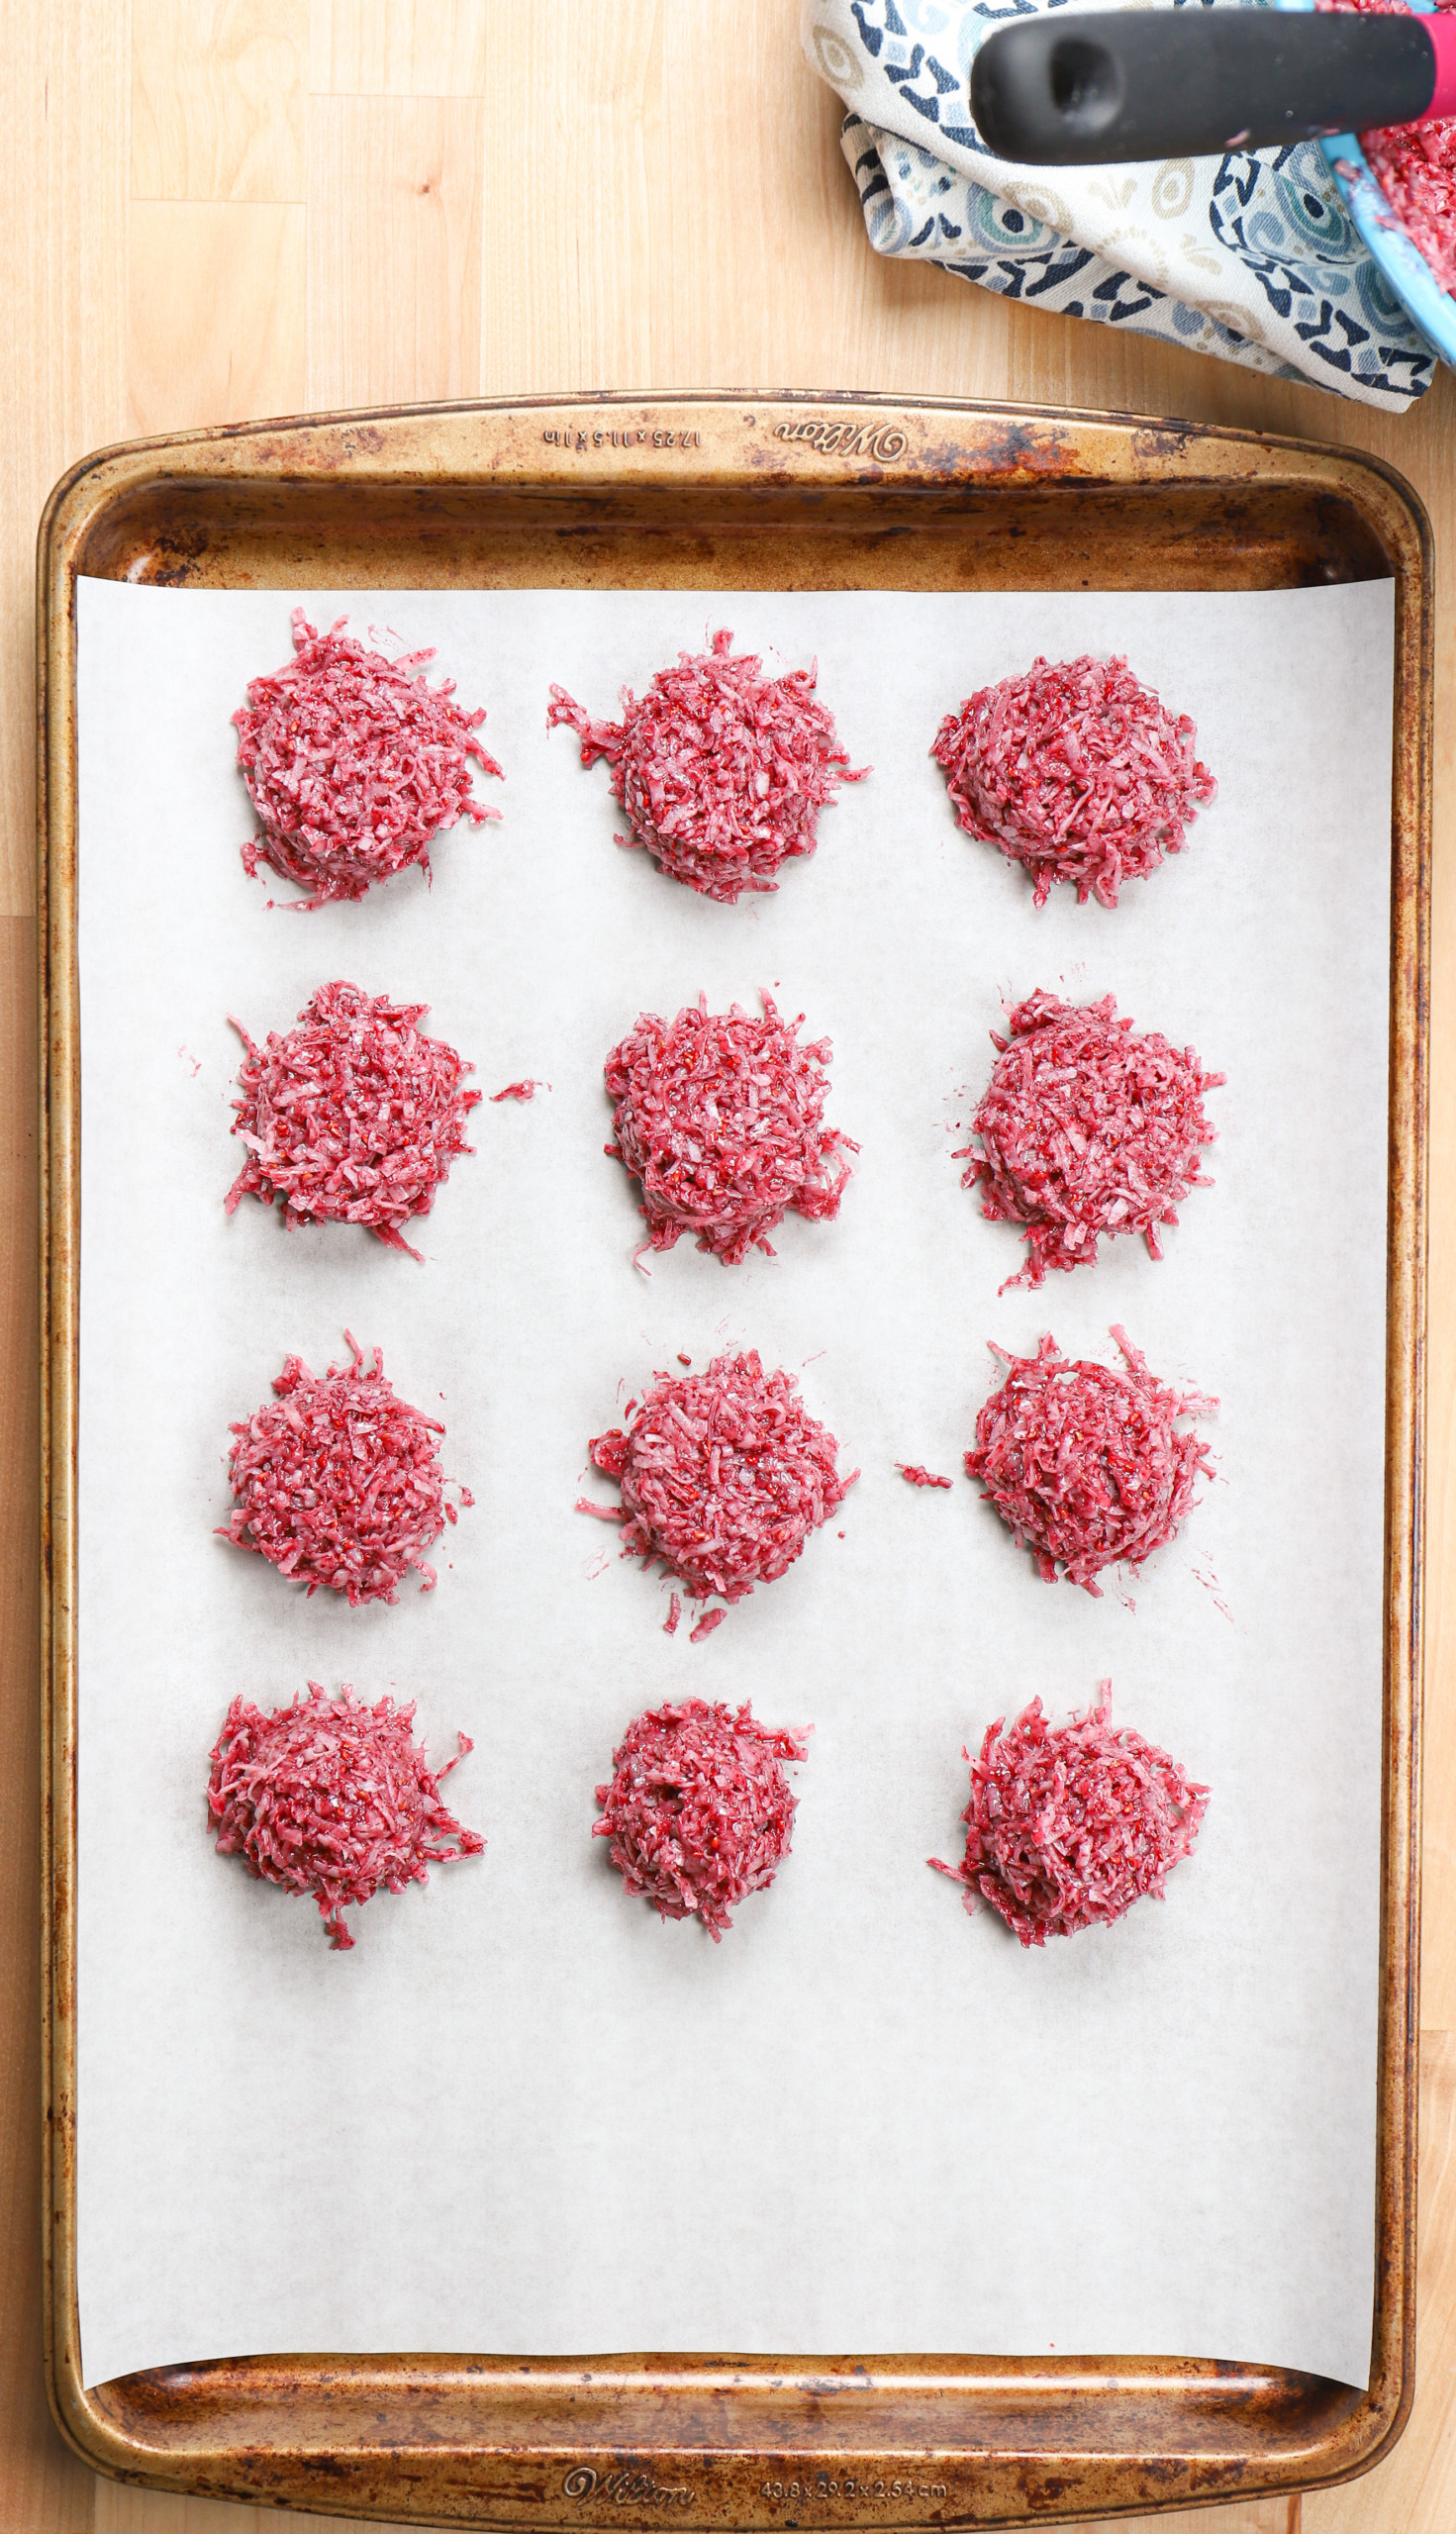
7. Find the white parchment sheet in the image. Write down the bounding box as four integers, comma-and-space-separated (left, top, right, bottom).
75, 575, 1393, 2391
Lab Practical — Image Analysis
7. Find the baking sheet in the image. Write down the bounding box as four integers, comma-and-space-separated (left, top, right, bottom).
73, 575, 1392, 2393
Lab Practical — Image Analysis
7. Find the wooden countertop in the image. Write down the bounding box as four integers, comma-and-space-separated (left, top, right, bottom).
4, 6, 1452, 2530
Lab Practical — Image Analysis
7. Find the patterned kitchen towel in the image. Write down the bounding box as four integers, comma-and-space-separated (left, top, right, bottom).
800, 0, 1435, 405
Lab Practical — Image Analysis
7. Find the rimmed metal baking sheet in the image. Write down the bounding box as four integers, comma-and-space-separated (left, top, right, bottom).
39, 394, 1428, 2527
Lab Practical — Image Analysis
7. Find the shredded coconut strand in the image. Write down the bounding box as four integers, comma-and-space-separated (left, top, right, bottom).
966, 1325, 1214, 1596
958, 989, 1223, 1290
594, 1698, 810, 1938
932, 654, 1215, 909
234, 609, 502, 908
586, 1347, 855, 1604
490, 1078, 546, 1103
547, 627, 868, 903
208, 1681, 483, 1950
220, 1331, 471, 1605
930, 1681, 1209, 1946
605, 992, 857, 1263
226, 980, 479, 1260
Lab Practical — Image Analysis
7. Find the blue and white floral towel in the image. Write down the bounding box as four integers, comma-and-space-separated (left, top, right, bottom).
800, 0, 1434, 405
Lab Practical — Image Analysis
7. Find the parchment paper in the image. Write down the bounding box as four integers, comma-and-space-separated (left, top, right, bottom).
74, 575, 1393, 2391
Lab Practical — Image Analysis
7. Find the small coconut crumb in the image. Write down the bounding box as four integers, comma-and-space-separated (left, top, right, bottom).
966, 1326, 1214, 1596
234, 609, 501, 908
605, 993, 856, 1264
958, 989, 1223, 1289
209, 1681, 482, 1950
897, 1463, 953, 1490
585, 1348, 854, 1606
930, 1681, 1208, 1945
594, 1698, 809, 1938
226, 981, 479, 1260
219, 1332, 469, 1605
932, 654, 1215, 909
689, 1608, 727, 1644
548, 628, 868, 903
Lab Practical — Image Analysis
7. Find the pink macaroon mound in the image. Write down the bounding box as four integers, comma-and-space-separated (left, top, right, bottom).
227, 981, 480, 1260
966, 1327, 1214, 1597
594, 1698, 810, 1938
958, 989, 1223, 1289
581, 1348, 855, 1613
547, 628, 867, 902
931, 1682, 1208, 1946
220, 1333, 471, 1605
932, 654, 1215, 909
208, 1681, 483, 1950
605, 992, 856, 1264
235, 609, 502, 907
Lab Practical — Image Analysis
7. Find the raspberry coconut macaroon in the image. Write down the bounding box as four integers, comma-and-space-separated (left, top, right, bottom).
227, 981, 480, 1261
208, 1681, 483, 1951
932, 653, 1215, 909
966, 1326, 1215, 1598
594, 1698, 810, 1939
605, 992, 856, 1266
958, 989, 1223, 1291
234, 609, 502, 908
579, 1348, 856, 1635
219, 1333, 472, 1606
547, 628, 868, 903
930, 1681, 1208, 1947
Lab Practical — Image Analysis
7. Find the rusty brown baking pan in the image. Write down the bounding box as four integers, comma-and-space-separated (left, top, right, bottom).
39, 393, 1428, 2528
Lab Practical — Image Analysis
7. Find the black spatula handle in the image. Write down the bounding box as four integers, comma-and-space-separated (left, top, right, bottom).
970, 9, 1437, 164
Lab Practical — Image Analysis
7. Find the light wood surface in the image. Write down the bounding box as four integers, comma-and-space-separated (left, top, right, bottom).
2, 4, 1452, 2529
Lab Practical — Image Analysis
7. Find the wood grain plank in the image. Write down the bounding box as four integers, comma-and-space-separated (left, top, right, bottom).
480, 0, 663, 397
0, 6, 128, 2524
479, 1, 1094, 401
309, 0, 491, 96
657, 0, 1000, 393
0, 0, 129, 919
132, 0, 307, 202
128, 201, 306, 433
308, 97, 483, 409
